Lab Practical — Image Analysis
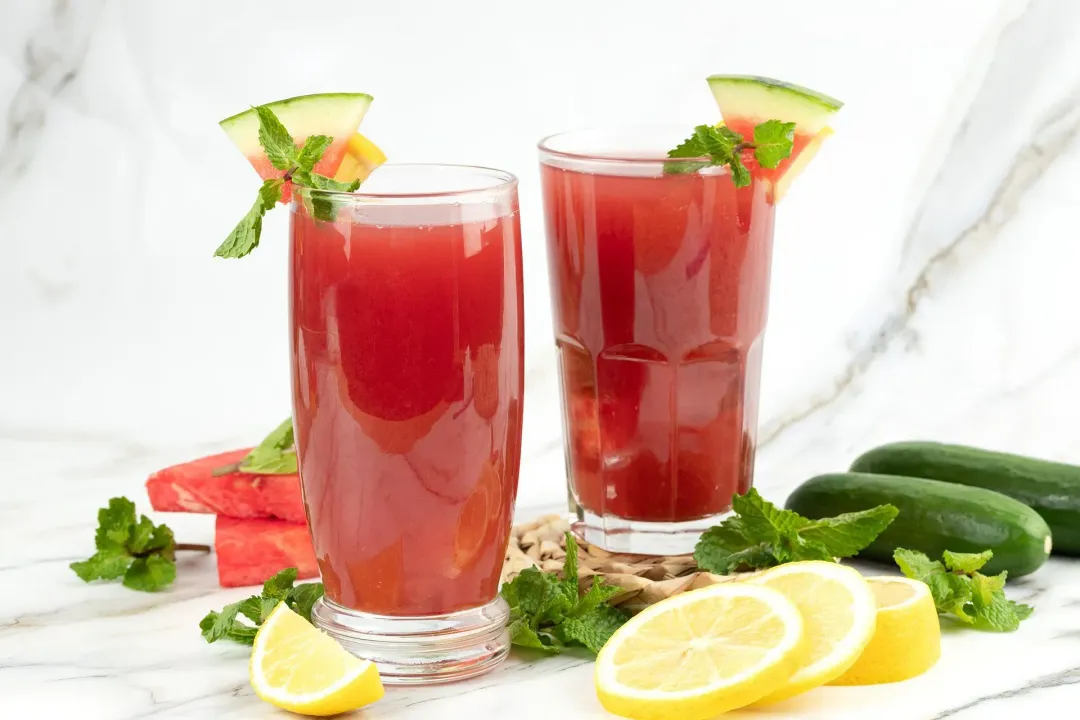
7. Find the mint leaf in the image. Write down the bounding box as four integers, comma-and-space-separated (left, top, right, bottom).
798, 505, 899, 558
695, 489, 896, 574
894, 548, 1033, 632
668, 134, 706, 158
693, 124, 738, 164
558, 604, 627, 653
569, 577, 621, 619
261, 567, 299, 600
70, 551, 132, 582
200, 567, 324, 646
200, 612, 258, 645
296, 135, 333, 173
500, 533, 627, 656
295, 174, 362, 223
668, 119, 797, 185
237, 418, 298, 475
287, 582, 325, 622
255, 105, 298, 171
752, 120, 796, 169
96, 497, 136, 551
927, 572, 975, 622
729, 153, 751, 188
127, 515, 156, 554
507, 615, 561, 654
123, 554, 176, 592
943, 550, 993, 574
215, 179, 283, 259
71, 497, 180, 592
893, 548, 945, 579
307, 173, 361, 193
238, 596, 280, 625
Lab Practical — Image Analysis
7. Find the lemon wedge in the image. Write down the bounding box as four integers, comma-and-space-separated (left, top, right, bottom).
333, 132, 387, 183
831, 576, 940, 685
250, 603, 384, 716
746, 561, 877, 703
595, 583, 806, 720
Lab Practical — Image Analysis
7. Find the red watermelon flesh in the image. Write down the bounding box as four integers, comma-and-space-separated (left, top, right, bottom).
145, 449, 306, 523
215, 515, 318, 588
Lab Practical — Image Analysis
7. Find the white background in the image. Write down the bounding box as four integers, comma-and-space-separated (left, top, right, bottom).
3, 0, 1079, 511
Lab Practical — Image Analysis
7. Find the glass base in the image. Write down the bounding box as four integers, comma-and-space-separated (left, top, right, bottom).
311, 595, 511, 685
573, 508, 731, 555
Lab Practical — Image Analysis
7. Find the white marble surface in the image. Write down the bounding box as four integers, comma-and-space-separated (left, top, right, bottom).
4, 0, 1080, 717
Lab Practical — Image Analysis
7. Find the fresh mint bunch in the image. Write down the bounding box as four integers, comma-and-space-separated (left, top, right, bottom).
200, 568, 325, 646
214, 417, 297, 476
694, 488, 898, 574
667, 120, 796, 187
894, 549, 1033, 632
215, 105, 361, 259
70, 497, 209, 592
501, 533, 628, 654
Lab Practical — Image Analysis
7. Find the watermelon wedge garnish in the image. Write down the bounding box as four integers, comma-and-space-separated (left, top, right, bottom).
219, 92, 382, 200
708, 75, 842, 200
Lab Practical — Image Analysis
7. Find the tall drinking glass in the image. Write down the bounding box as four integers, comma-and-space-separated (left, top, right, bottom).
290, 165, 524, 683
539, 128, 776, 555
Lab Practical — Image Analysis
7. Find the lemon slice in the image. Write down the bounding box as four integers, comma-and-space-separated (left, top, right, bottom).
333, 132, 387, 183
250, 603, 384, 716
831, 576, 940, 685
595, 583, 806, 720
746, 561, 877, 704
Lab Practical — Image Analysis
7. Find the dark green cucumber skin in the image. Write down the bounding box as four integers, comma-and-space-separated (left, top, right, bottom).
851, 441, 1080, 556
785, 473, 1052, 577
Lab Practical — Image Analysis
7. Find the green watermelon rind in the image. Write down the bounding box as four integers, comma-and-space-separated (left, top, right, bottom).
219, 92, 374, 156
707, 75, 842, 134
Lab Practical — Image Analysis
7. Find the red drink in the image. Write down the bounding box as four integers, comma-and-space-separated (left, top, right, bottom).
539, 129, 775, 553
289, 165, 523, 682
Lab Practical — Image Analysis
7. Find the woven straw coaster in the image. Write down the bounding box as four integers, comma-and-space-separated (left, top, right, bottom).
502, 514, 746, 615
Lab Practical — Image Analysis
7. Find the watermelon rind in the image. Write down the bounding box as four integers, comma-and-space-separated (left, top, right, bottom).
707, 75, 842, 134
219, 92, 373, 156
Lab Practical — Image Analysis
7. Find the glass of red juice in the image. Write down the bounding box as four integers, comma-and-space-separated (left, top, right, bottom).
290, 164, 524, 684
538, 127, 776, 555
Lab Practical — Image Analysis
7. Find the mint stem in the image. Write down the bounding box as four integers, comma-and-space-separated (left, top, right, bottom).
175, 543, 212, 554
211, 462, 241, 477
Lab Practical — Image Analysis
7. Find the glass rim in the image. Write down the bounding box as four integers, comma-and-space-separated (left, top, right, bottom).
293, 162, 518, 202
537, 125, 713, 164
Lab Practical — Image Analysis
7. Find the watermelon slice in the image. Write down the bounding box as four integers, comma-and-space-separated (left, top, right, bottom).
707, 75, 842, 200
219, 92, 378, 199
215, 516, 318, 588
145, 449, 306, 523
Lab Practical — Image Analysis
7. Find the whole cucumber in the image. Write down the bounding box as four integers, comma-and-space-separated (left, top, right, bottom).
785, 472, 1052, 577
852, 441, 1080, 555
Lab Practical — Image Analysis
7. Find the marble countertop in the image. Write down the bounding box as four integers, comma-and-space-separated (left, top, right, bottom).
3, 436, 1080, 719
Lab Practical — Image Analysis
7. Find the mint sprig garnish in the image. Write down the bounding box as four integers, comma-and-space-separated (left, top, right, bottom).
894, 548, 1033, 632
200, 568, 325, 646
212, 417, 298, 476
501, 533, 628, 654
666, 120, 796, 187
70, 497, 210, 592
694, 488, 898, 574
215, 106, 362, 259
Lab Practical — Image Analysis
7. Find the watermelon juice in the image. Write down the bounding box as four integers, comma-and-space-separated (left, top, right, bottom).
539, 129, 776, 554
289, 165, 523, 682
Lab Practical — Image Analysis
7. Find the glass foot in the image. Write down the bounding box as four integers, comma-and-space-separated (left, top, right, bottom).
573, 508, 730, 555
311, 595, 510, 685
